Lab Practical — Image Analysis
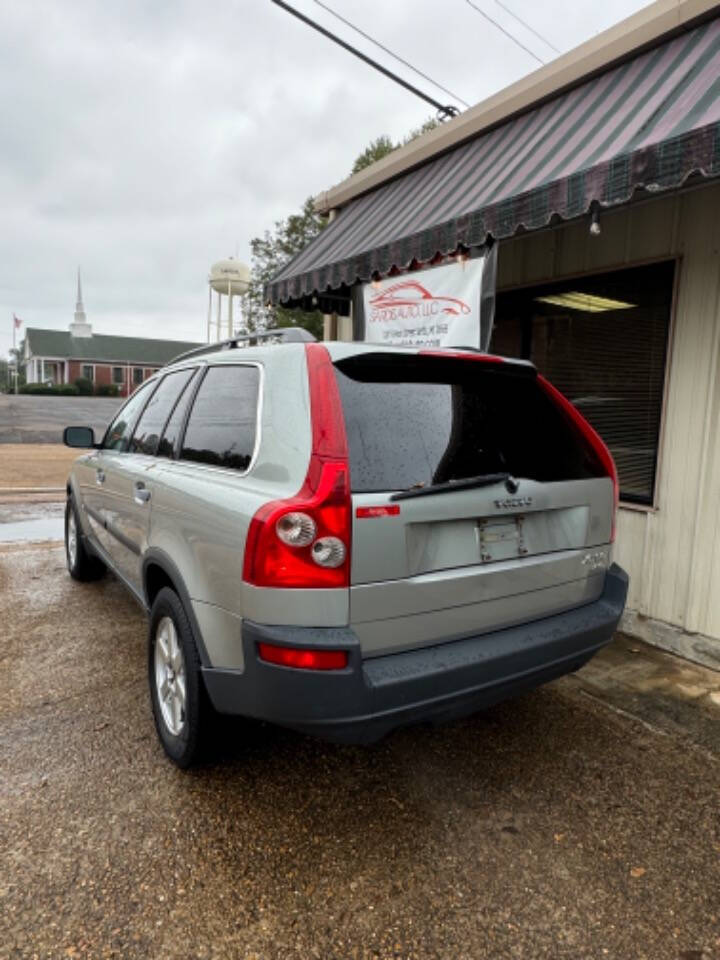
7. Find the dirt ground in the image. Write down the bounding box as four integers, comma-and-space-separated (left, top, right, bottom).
0, 444, 80, 488
1, 541, 719, 960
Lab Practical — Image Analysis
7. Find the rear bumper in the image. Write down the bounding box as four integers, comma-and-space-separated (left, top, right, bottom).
202, 563, 628, 744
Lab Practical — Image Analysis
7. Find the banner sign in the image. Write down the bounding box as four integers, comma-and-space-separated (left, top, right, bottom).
363, 258, 485, 348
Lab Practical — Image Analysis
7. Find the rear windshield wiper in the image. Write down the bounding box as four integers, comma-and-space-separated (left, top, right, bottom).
390, 472, 512, 501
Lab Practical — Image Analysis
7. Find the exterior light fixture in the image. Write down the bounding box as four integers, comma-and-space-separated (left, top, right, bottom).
589, 205, 601, 236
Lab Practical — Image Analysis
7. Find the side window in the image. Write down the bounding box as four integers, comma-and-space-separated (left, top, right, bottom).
157, 369, 198, 459
129, 368, 195, 456
180, 365, 260, 471
133, 367, 143, 386
103, 380, 157, 452
112, 367, 124, 385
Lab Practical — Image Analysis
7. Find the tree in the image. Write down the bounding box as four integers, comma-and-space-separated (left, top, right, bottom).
351, 135, 395, 175
247, 118, 441, 335
7, 346, 25, 390
244, 196, 326, 338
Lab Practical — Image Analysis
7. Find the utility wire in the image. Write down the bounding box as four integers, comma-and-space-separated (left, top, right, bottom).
270, 0, 460, 118
493, 0, 560, 55
465, 0, 545, 65
311, 0, 470, 108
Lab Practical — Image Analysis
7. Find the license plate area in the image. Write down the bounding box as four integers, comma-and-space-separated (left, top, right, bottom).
476, 516, 528, 563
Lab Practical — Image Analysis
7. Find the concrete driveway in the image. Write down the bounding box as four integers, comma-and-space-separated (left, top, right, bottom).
0, 394, 121, 443
1, 542, 719, 959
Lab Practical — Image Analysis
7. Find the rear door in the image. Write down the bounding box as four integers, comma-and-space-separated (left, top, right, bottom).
102, 367, 198, 590
334, 351, 615, 657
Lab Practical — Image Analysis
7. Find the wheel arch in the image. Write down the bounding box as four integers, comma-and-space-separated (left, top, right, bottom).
142, 549, 211, 666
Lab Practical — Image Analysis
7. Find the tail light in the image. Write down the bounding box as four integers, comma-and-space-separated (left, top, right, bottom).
538, 375, 619, 541
242, 343, 351, 588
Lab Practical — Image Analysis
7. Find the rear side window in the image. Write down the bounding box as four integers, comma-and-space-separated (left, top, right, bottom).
334, 353, 604, 493
180, 365, 260, 471
129, 368, 195, 456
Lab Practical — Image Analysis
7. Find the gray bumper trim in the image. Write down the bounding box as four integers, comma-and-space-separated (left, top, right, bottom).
202, 564, 628, 744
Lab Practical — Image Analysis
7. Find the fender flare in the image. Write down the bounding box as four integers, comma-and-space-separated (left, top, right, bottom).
142, 548, 211, 667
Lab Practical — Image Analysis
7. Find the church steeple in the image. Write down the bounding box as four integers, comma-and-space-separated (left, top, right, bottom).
70, 267, 92, 337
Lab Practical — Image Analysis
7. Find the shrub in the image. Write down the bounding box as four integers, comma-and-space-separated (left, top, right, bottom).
74, 377, 94, 396
95, 384, 119, 397
18, 383, 79, 396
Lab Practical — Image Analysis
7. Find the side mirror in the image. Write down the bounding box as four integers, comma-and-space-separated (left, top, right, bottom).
63, 426, 97, 449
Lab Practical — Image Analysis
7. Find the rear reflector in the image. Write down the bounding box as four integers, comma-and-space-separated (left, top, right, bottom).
257, 642, 348, 671
356, 505, 401, 518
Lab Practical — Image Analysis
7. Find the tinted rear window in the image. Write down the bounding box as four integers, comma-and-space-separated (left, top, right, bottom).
334, 354, 603, 493
180, 364, 259, 471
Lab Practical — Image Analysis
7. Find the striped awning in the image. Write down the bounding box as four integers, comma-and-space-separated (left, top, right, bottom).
268, 14, 720, 306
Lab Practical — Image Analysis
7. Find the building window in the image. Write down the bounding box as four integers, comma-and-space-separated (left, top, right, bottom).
112, 366, 124, 385
82, 365, 94, 381
133, 367, 144, 386
492, 260, 674, 506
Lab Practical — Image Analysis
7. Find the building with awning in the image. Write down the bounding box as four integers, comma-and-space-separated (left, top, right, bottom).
267, 0, 720, 667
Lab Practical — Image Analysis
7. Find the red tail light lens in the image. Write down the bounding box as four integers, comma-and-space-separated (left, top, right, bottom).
258, 642, 348, 670
242, 343, 352, 588
537, 374, 619, 541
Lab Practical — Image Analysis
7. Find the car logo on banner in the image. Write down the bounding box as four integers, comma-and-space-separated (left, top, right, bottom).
363, 258, 486, 348
369, 280, 471, 317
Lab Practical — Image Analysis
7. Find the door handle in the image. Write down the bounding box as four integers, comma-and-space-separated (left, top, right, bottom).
96, 469, 105, 485
134, 482, 151, 505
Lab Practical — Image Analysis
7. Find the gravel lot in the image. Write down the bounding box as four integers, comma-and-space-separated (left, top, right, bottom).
0, 395, 120, 443
2, 543, 719, 959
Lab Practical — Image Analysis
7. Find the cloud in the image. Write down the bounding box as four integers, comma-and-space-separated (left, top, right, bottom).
0, 0, 647, 355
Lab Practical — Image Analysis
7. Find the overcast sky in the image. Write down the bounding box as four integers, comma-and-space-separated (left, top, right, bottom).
0, 0, 649, 358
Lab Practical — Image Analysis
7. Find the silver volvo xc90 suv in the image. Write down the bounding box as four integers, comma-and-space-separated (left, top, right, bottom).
64, 330, 628, 767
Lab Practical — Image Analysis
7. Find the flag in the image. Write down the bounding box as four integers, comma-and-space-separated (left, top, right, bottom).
13, 314, 22, 329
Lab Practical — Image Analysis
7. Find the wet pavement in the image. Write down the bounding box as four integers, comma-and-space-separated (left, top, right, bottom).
1, 541, 719, 960
0, 500, 64, 543
0, 395, 120, 444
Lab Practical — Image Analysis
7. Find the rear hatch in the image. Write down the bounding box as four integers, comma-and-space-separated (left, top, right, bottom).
334, 350, 615, 657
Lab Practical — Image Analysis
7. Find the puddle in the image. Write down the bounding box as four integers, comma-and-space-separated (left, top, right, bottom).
0, 516, 64, 542
0, 502, 65, 542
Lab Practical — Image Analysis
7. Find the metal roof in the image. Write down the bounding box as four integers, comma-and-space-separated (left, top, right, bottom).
25, 328, 203, 365
268, 12, 720, 306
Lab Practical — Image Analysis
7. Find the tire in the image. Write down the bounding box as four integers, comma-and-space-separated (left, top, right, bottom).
148, 587, 208, 768
65, 498, 106, 581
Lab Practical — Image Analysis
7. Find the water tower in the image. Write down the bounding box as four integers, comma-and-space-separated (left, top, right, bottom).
207, 258, 251, 342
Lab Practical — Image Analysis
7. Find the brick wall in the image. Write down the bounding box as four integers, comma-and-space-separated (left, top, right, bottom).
67, 360, 161, 396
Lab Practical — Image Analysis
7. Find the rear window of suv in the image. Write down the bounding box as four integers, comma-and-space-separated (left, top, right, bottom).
333, 353, 604, 493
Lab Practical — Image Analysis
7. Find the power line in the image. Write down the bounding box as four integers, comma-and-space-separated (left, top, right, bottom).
310, 0, 470, 109
465, 0, 545, 65
493, 0, 560, 55
270, 0, 460, 118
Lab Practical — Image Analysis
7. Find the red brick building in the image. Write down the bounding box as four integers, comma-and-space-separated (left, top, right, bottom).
23, 273, 201, 397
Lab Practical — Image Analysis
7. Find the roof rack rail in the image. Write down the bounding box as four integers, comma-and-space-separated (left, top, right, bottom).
170, 327, 316, 365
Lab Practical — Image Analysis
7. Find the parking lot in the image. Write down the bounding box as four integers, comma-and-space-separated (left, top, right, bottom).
0, 394, 120, 444
2, 539, 719, 959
